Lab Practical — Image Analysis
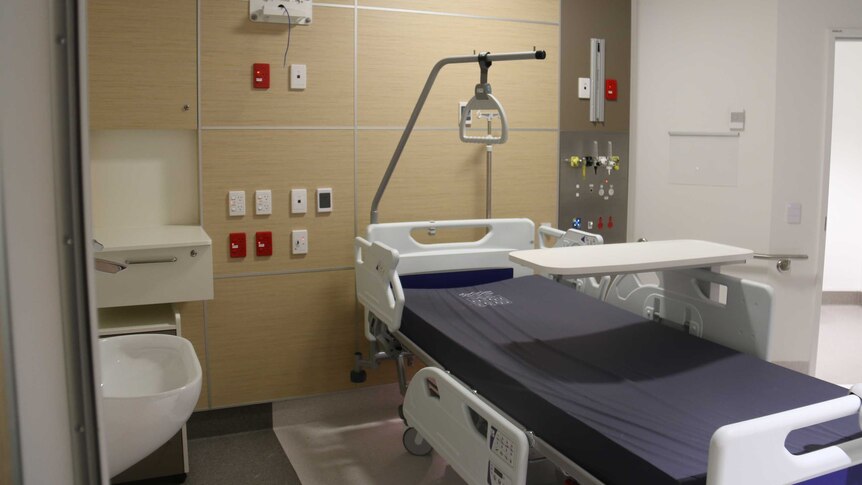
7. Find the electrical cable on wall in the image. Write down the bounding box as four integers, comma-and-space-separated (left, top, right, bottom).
279, 5, 292, 67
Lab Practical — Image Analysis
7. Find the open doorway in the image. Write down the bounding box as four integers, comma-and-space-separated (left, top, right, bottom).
816, 38, 862, 386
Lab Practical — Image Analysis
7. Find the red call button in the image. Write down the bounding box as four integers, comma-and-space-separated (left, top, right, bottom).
229, 233, 246, 258
256, 231, 273, 256
253, 63, 270, 89
605, 79, 618, 100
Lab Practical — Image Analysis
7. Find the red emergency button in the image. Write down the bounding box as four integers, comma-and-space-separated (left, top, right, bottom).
255, 231, 273, 256
597, 217, 604, 229
608, 216, 614, 229
253, 63, 270, 89
605, 79, 617, 100
229, 232, 246, 258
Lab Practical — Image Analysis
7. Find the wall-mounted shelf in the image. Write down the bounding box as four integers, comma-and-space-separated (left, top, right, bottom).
668, 131, 740, 137
98, 304, 180, 337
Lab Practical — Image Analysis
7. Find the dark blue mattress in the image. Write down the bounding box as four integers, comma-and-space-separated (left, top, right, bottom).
400, 275, 862, 485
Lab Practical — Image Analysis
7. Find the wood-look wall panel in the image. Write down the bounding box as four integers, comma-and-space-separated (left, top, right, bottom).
357, 10, 559, 129
359, 0, 559, 24
207, 271, 372, 407
491, 131, 558, 226
88, 0, 197, 130
357, 130, 487, 231
177, 302, 209, 410
202, 130, 354, 275
358, 130, 555, 233
201, 0, 354, 126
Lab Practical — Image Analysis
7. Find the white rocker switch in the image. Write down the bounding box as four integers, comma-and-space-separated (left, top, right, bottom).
255, 189, 272, 215
291, 188, 307, 214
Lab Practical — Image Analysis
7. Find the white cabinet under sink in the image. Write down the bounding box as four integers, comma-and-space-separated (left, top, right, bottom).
94, 225, 213, 308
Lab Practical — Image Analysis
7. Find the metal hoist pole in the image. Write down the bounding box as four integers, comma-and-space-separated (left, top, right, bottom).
486, 116, 493, 219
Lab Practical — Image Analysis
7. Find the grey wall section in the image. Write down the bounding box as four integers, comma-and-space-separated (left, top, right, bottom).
559, 0, 632, 242
560, 0, 631, 133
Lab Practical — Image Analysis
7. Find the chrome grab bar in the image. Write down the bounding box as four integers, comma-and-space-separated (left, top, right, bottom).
752, 253, 808, 273
124, 257, 178, 265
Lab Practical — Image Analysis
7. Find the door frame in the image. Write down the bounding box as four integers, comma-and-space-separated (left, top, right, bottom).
812, 29, 862, 373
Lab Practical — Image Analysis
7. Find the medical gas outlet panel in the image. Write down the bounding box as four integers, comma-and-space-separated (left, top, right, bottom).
558, 132, 629, 244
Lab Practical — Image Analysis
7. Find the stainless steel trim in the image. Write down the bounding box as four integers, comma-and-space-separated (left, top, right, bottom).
753, 254, 808, 273
213, 266, 354, 280
752, 253, 809, 260
124, 257, 178, 265
668, 131, 740, 137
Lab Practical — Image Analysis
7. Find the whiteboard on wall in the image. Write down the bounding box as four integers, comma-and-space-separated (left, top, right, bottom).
668, 132, 740, 187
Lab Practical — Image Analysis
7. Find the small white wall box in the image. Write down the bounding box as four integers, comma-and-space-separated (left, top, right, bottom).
292, 229, 308, 254
291, 188, 307, 214
228, 190, 246, 216
249, 0, 312, 25
316, 188, 332, 212
290, 64, 307, 90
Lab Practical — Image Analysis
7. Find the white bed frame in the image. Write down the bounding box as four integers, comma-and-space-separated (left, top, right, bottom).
354, 219, 862, 485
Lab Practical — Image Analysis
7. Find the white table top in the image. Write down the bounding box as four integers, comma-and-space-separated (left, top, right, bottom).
509, 239, 752, 276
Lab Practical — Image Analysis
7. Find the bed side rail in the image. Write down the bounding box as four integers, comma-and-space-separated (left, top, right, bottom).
354, 237, 404, 339
403, 367, 530, 485
606, 268, 774, 360
707, 385, 862, 485
366, 218, 535, 277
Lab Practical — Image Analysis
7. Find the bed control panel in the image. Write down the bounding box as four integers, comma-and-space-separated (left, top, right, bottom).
490, 426, 516, 467
488, 462, 512, 485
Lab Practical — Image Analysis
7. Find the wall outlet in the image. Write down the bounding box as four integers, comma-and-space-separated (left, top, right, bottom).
290, 64, 307, 90
228, 190, 246, 216
292, 229, 308, 254
578, 78, 591, 100
255, 189, 272, 215
291, 188, 307, 214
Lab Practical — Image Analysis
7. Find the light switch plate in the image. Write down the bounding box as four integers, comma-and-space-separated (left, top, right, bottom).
292, 229, 308, 254
290, 64, 307, 90
316, 187, 332, 213
255, 189, 272, 215
229, 190, 246, 216
291, 188, 307, 214
578, 78, 591, 100
786, 203, 802, 224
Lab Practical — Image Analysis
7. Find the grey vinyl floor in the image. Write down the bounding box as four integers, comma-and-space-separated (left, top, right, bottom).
815, 304, 862, 386
185, 429, 301, 485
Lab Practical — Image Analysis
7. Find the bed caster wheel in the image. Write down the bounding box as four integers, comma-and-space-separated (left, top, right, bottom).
403, 427, 432, 456
350, 369, 367, 383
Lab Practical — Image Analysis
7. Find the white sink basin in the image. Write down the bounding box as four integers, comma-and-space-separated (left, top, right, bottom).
99, 334, 202, 477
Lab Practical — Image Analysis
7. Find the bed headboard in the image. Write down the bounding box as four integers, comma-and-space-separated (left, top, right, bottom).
355, 218, 535, 339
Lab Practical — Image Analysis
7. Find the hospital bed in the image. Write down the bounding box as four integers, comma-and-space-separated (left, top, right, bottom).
353, 219, 862, 485
350, 50, 862, 484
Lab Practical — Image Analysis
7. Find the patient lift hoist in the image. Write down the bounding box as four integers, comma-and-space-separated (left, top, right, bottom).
350, 50, 862, 485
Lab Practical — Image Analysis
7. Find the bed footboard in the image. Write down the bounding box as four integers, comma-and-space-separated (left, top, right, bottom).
707, 385, 862, 485
403, 367, 530, 485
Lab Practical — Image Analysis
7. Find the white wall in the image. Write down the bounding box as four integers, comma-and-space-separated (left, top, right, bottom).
632, 0, 862, 370
90, 130, 199, 229
823, 40, 862, 292
629, 0, 778, 254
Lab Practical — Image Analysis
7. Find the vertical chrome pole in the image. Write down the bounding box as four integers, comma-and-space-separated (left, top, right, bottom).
486, 116, 493, 219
